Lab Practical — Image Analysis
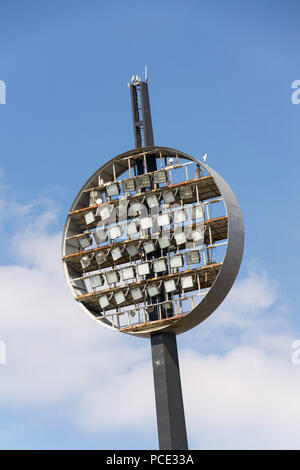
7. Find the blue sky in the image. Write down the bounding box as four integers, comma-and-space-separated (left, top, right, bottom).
0, 0, 300, 450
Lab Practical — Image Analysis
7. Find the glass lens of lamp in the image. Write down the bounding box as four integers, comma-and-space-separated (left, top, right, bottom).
192, 204, 204, 219
109, 225, 122, 240
105, 270, 119, 284
126, 244, 139, 257
174, 231, 187, 245
114, 291, 126, 305
80, 255, 91, 269
79, 235, 92, 249
146, 195, 159, 209
147, 285, 160, 297
186, 250, 200, 264
93, 229, 108, 244
137, 262, 150, 276
89, 190, 103, 206
106, 183, 119, 196
143, 240, 156, 254
170, 254, 183, 268
122, 266, 135, 280
153, 259, 167, 273
162, 190, 175, 204
164, 279, 177, 293
84, 211, 95, 225
157, 213, 170, 227
174, 209, 186, 224
140, 217, 153, 229
131, 287, 143, 301
97, 205, 113, 221
191, 227, 205, 243
181, 275, 194, 289
138, 174, 151, 188
158, 238, 171, 249
122, 178, 136, 192
90, 274, 103, 288
99, 295, 110, 308
95, 252, 107, 265
179, 185, 193, 199
153, 170, 167, 184
111, 246, 122, 261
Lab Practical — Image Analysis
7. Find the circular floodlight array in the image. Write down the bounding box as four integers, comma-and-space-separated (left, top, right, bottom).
62, 147, 244, 337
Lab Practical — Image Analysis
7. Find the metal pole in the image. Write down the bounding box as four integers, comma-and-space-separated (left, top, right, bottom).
151, 332, 188, 450
129, 78, 188, 450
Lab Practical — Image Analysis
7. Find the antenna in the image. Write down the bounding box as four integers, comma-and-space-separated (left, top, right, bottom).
145, 65, 148, 83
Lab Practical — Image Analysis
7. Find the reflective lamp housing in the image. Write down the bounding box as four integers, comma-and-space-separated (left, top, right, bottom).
62, 146, 244, 338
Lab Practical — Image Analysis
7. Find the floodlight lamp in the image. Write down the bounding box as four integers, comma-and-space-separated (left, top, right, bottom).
138, 174, 151, 188
191, 226, 205, 243
97, 205, 114, 221
126, 221, 139, 236
153, 259, 167, 273
186, 250, 200, 265
89, 190, 103, 206
111, 246, 123, 261
79, 235, 93, 249
170, 254, 184, 268
105, 182, 120, 197
122, 178, 136, 192
162, 190, 175, 204
109, 225, 122, 240
95, 251, 107, 265
153, 170, 167, 184
137, 262, 150, 276
114, 291, 126, 305
192, 204, 204, 219
181, 275, 194, 289
174, 231, 187, 245
99, 295, 110, 309
90, 274, 103, 288
80, 255, 91, 269
174, 209, 186, 224
126, 244, 139, 257
164, 279, 177, 293
157, 213, 170, 227
105, 270, 119, 284
180, 185, 193, 199
140, 217, 153, 229
147, 284, 160, 297
84, 211, 95, 225
122, 266, 135, 280
93, 230, 108, 244
146, 195, 159, 209
143, 240, 156, 254
130, 287, 143, 301
158, 237, 171, 249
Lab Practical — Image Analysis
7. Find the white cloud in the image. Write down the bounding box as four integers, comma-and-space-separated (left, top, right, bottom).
0, 194, 299, 449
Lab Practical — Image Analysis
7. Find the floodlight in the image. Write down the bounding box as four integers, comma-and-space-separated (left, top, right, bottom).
84, 211, 95, 225
138, 174, 151, 188
153, 170, 167, 184
126, 244, 139, 257
114, 291, 126, 305
140, 217, 153, 229
106, 182, 120, 197
130, 287, 143, 301
137, 262, 150, 276
174, 231, 187, 245
95, 251, 107, 265
153, 259, 167, 273
89, 190, 103, 206
111, 246, 123, 261
181, 275, 194, 289
158, 237, 171, 249
97, 205, 113, 221
191, 227, 205, 243
147, 284, 160, 297
93, 230, 108, 244
79, 235, 93, 249
122, 266, 135, 280
191, 204, 204, 219
109, 225, 122, 240
170, 254, 184, 268
162, 190, 175, 204
90, 274, 103, 288
99, 295, 110, 309
105, 270, 119, 284
80, 255, 91, 269
126, 221, 139, 235
146, 195, 159, 209
179, 185, 193, 199
186, 250, 200, 265
174, 209, 186, 224
143, 240, 156, 254
157, 213, 170, 227
164, 279, 177, 293
122, 178, 136, 192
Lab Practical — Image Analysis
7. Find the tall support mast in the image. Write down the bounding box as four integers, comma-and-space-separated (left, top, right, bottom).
129, 74, 188, 450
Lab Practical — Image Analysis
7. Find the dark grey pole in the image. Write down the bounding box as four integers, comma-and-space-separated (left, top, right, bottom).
129, 77, 189, 450
151, 332, 188, 450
